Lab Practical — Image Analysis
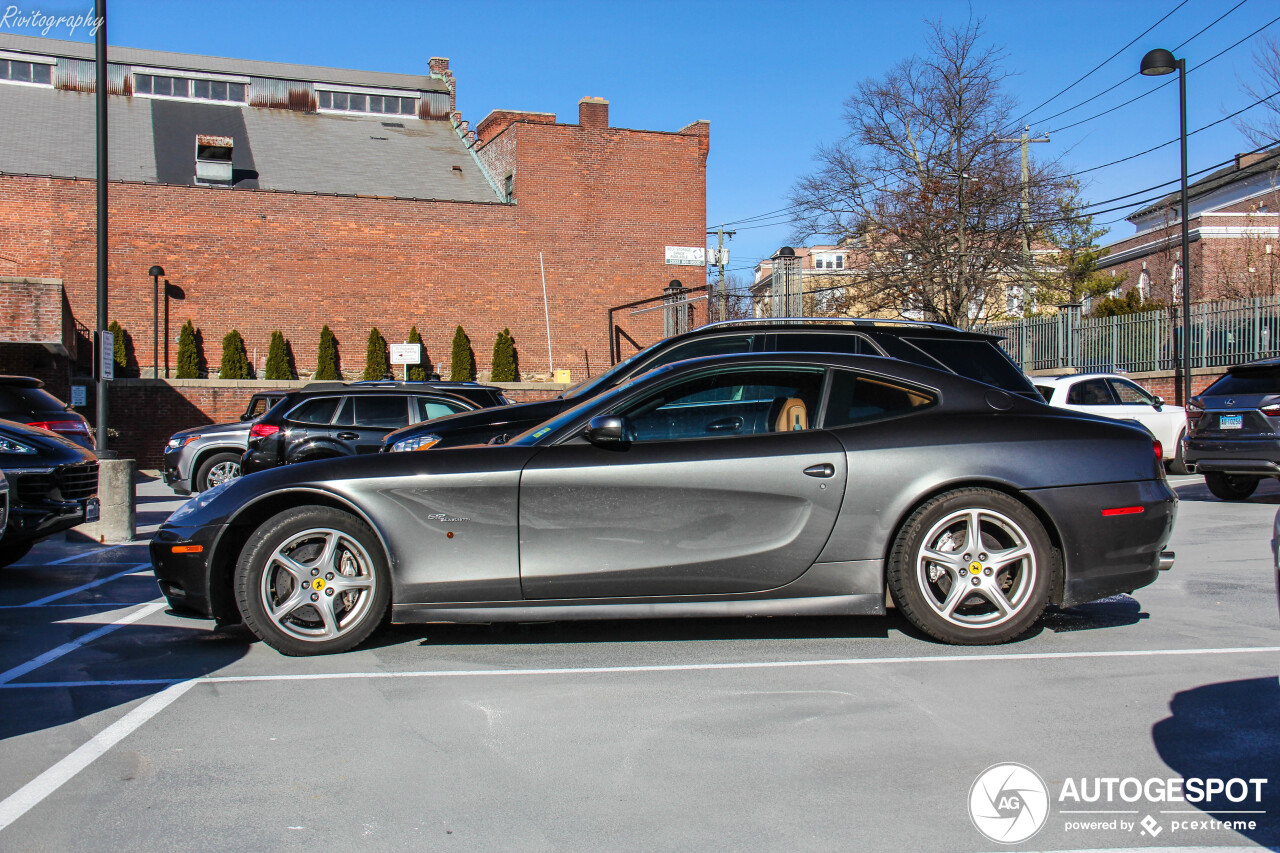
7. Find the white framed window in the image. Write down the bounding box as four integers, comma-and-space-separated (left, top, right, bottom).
134, 68, 248, 104
0, 52, 55, 87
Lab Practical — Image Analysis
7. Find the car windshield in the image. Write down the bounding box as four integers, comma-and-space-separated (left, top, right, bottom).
561, 346, 656, 400
510, 365, 675, 445
1204, 367, 1280, 396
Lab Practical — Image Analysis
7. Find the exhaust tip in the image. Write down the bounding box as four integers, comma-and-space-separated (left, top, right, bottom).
1158, 551, 1175, 571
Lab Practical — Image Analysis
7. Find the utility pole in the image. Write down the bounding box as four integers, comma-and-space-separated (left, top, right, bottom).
994, 126, 1050, 273
95, 0, 110, 455
706, 226, 735, 322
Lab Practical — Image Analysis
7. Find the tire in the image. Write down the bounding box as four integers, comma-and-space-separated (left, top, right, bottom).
195, 451, 242, 492
1166, 429, 1189, 475
0, 539, 34, 568
887, 488, 1059, 645
1204, 472, 1260, 501
234, 506, 390, 656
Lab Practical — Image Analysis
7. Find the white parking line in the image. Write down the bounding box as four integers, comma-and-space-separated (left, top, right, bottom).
16, 564, 152, 608
0, 602, 165, 685
0, 680, 195, 832
3, 643, 1279, 691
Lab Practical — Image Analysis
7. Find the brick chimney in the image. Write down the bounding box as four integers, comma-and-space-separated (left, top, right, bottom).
1237, 151, 1269, 170
430, 56, 456, 112
579, 96, 609, 129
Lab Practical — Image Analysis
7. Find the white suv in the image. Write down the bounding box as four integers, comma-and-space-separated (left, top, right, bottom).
1034, 373, 1188, 473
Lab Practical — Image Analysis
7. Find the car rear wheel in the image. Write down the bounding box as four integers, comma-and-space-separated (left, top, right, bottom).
234, 507, 390, 656
1166, 429, 1190, 475
887, 488, 1058, 645
1204, 472, 1260, 501
196, 452, 242, 492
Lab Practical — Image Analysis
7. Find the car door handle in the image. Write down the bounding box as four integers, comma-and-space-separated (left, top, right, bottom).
706, 416, 744, 433
803, 463, 835, 478
335, 432, 359, 440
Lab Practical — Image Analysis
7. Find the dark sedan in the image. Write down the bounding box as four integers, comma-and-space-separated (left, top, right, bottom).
152, 353, 1176, 656
0, 419, 99, 566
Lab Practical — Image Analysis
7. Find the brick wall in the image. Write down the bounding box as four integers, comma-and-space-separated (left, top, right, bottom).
0, 277, 67, 346
0, 110, 707, 384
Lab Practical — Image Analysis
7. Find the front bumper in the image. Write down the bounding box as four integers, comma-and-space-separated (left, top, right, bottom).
162, 447, 193, 495
5, 499, 95, 544
150, 523, 224, 617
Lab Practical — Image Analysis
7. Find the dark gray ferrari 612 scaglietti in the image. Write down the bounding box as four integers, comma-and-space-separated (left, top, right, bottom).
151, 352, 1177, 656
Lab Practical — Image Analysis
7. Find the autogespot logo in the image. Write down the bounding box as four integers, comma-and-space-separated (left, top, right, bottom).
969, 763, 1051, 844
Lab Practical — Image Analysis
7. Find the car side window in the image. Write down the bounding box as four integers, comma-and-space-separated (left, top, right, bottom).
287, 396, 341, 424
772, 332, 878, 355
352, 395, 411, 429
618, 367, 825, 442
1107, 378, 1155, 405
416, 397, 469, 422
1034, 385, 1054, 403
821, 370, 936, 428
629, 335, 754, 377
1066, 379, 1115, 406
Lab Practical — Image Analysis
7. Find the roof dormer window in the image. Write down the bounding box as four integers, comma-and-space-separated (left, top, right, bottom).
0, 53, 54, 87
134, 70, 247, 103
316, 85, 416, 117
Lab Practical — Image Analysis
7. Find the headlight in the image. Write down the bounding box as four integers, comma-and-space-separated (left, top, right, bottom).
168, 480, 233, 524
0, 437, 36, 454
167, 434, 200, 450
390, 434, 441, 452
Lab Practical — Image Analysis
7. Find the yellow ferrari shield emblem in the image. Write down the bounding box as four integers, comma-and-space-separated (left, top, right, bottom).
312, 578, 326, 591
968, 561, 982, 573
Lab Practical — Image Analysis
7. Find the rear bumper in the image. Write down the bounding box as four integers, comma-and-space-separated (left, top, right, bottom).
1185, 435, 1280, 476
1026, 479, 1177, 608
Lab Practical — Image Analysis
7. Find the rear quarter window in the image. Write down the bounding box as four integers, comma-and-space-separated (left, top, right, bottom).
287, 396, 341, 424
822, 370, 936, 428
900, 337, 1033, 392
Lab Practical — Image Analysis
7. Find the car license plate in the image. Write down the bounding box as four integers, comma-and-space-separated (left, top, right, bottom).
84, 497, 100, 523
1219, 414, 1243, 430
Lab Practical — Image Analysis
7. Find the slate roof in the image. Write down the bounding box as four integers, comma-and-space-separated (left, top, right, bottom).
1129, 148, 1280, 220
0, 35, 499, 202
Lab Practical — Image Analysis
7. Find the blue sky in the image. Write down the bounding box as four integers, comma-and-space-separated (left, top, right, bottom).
23, 0, 1280, 283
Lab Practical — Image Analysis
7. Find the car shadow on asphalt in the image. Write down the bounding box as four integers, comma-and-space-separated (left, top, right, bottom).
1152, 676, 1280, 848
1174, 479, 1280, 504
1040, 595, 1149, 633
0, 624, 250, 743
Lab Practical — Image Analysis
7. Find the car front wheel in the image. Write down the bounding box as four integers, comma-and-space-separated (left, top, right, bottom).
196, 451, 242, 492
1204, 472, 1260, 501
887, 488, 1058, 645
234, 507, 390, 656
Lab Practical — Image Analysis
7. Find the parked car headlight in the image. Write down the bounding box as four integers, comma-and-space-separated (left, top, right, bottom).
168, 479, 232, 524
0, 436, 36, 454
390, 434, 441, 452
167, 434, 201, 450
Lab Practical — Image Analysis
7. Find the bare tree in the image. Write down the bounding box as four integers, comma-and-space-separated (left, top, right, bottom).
1236, 35, 1280, 147
790, 19, 1074, 328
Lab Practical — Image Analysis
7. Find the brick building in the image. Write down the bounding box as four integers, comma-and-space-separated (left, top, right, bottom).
0, 34, 710, 400
1097, 150, 1280, 307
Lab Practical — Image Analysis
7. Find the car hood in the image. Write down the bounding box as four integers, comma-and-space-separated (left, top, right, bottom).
0, 418, 97, 467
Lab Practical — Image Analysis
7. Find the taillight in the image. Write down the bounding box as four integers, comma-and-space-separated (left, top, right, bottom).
1153, 439, 1163, 461
248, 423, 280, 439
1261, 404, 1280, 417
29, 419, 91, 436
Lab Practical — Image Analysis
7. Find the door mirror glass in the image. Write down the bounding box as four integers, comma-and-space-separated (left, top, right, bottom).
585, 415, 631, 446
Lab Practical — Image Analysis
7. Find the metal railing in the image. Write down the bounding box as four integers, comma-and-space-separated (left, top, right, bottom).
976, 296, 1280, 373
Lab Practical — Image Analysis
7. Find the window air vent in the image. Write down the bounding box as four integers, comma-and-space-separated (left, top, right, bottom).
194, 134, 233, 185
380, 122, 405, 129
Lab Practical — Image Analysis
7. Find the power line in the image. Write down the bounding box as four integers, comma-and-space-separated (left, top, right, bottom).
1003, 0, 1192, 134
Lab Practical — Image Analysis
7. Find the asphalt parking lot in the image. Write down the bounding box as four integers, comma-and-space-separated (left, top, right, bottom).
0, 473, 1277, 852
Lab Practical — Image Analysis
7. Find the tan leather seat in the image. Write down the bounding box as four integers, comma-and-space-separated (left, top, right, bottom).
774, 397, 808, 432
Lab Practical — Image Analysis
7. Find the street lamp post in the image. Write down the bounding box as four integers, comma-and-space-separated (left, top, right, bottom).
1140, 47, 1192, 407
148, 265, 164, 379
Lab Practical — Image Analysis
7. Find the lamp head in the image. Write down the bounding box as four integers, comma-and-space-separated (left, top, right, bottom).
148, 265, 165, 277
1140, 48, 1178, 76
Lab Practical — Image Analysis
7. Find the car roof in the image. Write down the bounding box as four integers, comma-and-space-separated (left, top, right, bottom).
1035, 372, 1132, 385
0, 376, 44, 389
1228, 357, 1280, 374
657, 317, 1007, 345
297, 381, 500, 394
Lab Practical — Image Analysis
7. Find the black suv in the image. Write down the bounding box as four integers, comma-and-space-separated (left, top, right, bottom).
0, 418, 99, 566
241, 382, 510, 475
383, 318, 1038, 452
1185, 357, 1280, 500
0, 376, 93, 450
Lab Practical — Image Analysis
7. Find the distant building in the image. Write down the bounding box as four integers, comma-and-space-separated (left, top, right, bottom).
750, 242, 859, 318
1099, 150, 1280, 304
0, 34, 709, 410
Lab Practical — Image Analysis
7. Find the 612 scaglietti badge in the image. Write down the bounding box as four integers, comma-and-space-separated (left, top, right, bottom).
150, 352, 1176, 656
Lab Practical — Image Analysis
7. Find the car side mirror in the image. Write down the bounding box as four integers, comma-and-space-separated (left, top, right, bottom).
240, 413, 252, 421
584, 415, 630, 447
1153, 396, 1165, 410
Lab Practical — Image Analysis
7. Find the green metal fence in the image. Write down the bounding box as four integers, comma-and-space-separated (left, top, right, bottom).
976, 296, 1280, 372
